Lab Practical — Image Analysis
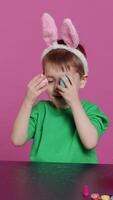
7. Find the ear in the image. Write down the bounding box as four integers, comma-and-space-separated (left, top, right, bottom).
42, 13, 58, 46
61, 18, 79, 48
80, 75, 88, 88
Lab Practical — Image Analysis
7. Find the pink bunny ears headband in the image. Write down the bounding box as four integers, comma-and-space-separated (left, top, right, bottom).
41, 13, 88, 75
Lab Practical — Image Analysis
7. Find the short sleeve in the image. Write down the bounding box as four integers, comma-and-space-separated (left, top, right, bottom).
27, 100, 42, 141
82, 101, 110, 138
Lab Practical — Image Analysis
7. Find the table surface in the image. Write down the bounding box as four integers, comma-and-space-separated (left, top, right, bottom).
0, 161, 113, 200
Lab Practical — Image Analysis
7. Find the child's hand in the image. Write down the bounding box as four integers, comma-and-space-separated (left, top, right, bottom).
56, 72, 80, 106
25, 74, 48, 105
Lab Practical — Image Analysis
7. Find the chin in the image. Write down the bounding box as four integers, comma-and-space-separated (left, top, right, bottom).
51, 97, 68, 109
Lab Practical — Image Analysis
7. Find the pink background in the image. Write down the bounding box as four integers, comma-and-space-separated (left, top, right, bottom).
0, 0, 112, 163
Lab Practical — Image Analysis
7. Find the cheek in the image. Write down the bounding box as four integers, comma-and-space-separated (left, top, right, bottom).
76, 79, 81, 87
73, 78, 81, 90
73, 74, 81, 85
47, 84, 54, 94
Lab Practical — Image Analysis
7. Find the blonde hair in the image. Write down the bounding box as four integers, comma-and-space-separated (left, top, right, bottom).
42, 40, 87, 79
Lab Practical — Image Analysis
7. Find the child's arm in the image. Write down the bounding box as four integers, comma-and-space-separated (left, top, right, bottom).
57, 73, 99, 150
70, 99, 98, 150
11, 74, 48, 146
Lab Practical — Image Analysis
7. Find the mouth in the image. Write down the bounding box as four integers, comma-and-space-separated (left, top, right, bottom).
54, 95, 62, 98
53, 94, 63, 99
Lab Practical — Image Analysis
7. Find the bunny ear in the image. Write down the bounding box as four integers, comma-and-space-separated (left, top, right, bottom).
61, 18, 79, 48
42, 13, 58, 46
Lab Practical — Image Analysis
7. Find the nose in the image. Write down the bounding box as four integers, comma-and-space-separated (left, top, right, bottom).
54, 81, 58, 88
54, 80, 60, 92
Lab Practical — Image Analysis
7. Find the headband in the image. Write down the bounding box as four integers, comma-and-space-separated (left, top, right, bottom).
41, 13, 88, 75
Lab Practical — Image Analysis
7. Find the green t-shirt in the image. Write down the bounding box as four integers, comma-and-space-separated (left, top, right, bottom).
27, 100, 109, 163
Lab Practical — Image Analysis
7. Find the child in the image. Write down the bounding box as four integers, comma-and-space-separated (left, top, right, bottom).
11, 13, 109, 163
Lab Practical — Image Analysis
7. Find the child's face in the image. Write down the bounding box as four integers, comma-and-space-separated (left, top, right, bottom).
44, 63, 86, 109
